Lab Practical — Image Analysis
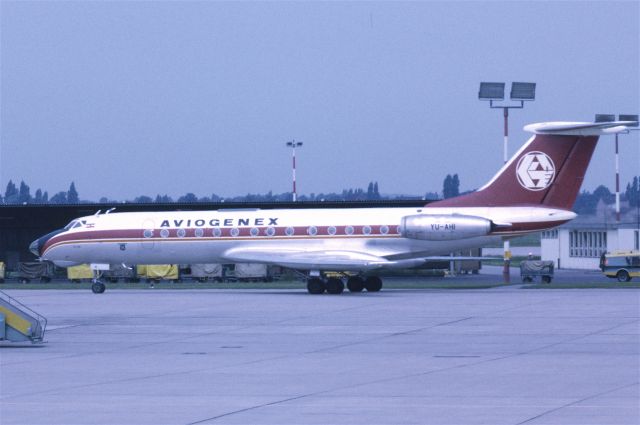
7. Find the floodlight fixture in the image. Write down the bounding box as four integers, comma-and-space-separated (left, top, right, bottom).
510, 82, 536, 101
478, 82, 505, 100
595, 114, 616, 123
286, 141, 303, 147
618, 114, 639, 127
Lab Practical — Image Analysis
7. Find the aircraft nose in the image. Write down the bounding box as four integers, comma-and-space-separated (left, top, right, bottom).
30, 229, 64, 258
29, 238, 42, 257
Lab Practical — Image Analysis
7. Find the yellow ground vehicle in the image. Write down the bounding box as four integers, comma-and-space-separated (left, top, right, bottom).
137, 265, 180, 283
600, 251, 640, 282
67, 264, 94, 282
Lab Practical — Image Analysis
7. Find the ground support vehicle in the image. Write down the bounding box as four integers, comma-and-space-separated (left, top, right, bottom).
137, 265, 180, 284
232, 263, 271, 282
68, 264, 139, 283
17, 261, 55, 283
103, 264, 138, 283
601, 251, 640, 282
186, 263, 223, 282
67, 264, 94, 283
520, 260, 554, 283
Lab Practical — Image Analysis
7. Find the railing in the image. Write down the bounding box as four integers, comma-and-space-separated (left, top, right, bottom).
0, 290, 47, 343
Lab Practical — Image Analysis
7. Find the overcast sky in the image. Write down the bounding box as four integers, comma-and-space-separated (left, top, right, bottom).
1, 1, 638, 202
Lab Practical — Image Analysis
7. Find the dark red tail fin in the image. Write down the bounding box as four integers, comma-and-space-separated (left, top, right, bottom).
429, 121, 634, 209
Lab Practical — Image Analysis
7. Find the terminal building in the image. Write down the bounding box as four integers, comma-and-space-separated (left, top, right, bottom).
541, 202, 640, 269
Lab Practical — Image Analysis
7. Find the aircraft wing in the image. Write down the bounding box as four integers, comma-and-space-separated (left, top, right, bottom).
221, 248, 393, 271
423, 256, 499, 261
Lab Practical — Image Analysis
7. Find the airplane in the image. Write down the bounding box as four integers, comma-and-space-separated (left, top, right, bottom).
30, 120, 636, 294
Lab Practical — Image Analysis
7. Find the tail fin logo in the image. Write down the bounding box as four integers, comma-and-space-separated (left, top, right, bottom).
516, 151, 556, 191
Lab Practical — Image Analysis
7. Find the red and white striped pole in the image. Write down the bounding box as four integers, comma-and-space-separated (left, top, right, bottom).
292, 145, 297, 202
615, 133, 620, 222
503, 107, 511, 283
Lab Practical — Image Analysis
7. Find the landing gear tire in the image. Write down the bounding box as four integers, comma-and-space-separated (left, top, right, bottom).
347, 276, 365, 292
364, 276, 382, 292
326, 278, 345, 294
307, 278, 325, 294
91, 282, 106, 294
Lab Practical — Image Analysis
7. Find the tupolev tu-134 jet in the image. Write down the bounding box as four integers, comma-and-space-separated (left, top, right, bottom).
30, 120, 636, 294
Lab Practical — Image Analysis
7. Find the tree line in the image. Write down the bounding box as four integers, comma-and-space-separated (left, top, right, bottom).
2, 176, 638, 216
1, 180, 79, 204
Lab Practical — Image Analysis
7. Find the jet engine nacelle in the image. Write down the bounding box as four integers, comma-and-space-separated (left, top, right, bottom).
400, 214, 493, 241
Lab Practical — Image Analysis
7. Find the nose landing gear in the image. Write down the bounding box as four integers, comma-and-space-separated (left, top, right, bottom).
91, 281, 106, 294
91, 268, 106, 294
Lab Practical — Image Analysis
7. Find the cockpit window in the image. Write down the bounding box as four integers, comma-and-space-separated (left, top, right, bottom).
64, 220, 84, 230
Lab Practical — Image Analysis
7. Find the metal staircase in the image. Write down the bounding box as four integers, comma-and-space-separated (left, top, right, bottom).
0, 290, 47, 344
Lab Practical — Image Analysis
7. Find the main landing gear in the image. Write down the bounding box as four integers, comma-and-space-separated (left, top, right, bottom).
306, 275, 383, 295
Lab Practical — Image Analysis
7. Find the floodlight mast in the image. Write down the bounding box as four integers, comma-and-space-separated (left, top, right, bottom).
286, 140, 303, 202
625, 116, 640, 243
479, 82, 536, 283
597, 114, 640, 224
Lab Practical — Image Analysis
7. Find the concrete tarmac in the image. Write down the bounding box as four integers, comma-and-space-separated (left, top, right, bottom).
1, 286, 638, 425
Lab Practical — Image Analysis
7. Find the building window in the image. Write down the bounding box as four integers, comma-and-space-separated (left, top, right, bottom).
635, 230, 639, 250
542, 229, 558, 239
569, 230, 607, 258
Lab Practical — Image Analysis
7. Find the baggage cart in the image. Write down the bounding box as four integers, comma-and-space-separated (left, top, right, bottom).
189, 264, 223, 282
520, 260, 554, 283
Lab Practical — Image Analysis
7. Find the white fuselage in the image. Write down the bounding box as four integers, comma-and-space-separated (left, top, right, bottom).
39, 206, 575, 270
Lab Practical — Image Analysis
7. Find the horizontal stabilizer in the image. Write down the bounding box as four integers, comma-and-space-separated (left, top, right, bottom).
524, 121, 637, 136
